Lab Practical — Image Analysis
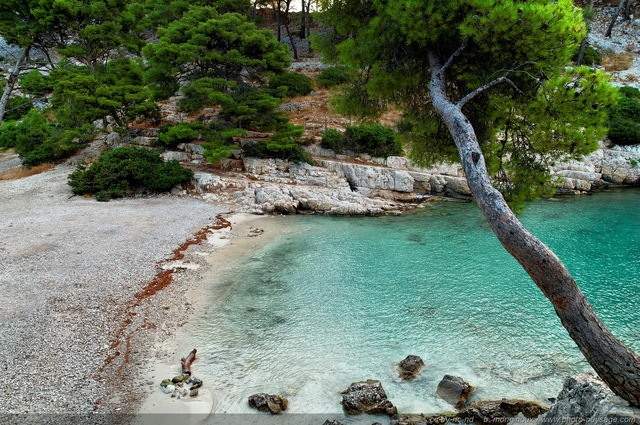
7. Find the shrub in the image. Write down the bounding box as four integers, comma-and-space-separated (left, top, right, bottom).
613, 97, 640, 121
243, 141, 310, 163
607, 93, 640, 146
3, 95, 32, 121
608, 118, 640, 146
20, 70, 53, 96
21, 125, 95, 167
68, 146, 194, 201
316, 66, 357, 88
202, 128, 245, 164
156, 123, 203, 148
179, 77, 236, 112
344, 124, 403, 157
0, 110, 94, 166
619, 86, 640, 100
320, 128, 344, 152
242, 123, 310, 163
268, 72, 313, 97
220, 89, 287, 130
572, 45, 602, 66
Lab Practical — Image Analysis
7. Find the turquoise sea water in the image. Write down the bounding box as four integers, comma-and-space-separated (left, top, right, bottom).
190, 188, 640, 421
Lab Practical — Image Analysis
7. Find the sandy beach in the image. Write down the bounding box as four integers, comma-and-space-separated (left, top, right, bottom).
0, 164, 274, 417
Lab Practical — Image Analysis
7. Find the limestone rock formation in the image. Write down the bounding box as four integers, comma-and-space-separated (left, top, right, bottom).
436, 375, 474, 409
248, 393, 289, 414
398, 355, 425, 380
341, 379, 398, 416
541, 373, 640, 425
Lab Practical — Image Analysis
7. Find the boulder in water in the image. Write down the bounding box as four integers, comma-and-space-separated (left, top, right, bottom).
398, 355, 425, 380
436, 375, 474, 408
248, 393, 289, 414
341, 379, 398, 416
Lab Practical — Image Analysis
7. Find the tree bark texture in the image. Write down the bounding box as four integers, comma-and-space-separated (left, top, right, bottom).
427, 49, 640, 407
282, 1, 298, 60
301, 0, 307, 39
0, 45, 31, 125
605, 0, 625, 37
576, 0, 595, 66
623, 0, 632, 21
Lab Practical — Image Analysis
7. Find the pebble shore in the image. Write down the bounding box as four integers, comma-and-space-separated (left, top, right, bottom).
0, 164, 232, 415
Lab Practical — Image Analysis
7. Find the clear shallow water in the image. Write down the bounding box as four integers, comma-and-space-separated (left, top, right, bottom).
190, 188, 640, 421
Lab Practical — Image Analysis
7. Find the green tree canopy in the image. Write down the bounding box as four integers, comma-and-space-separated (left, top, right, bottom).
129, 0, 251, 31
50, 59, 158, 128
143, 6, 291, 99
315, 0, 616, 205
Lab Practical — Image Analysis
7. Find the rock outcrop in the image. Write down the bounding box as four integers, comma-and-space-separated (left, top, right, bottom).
436, 375, 474, 409
181, 141, 640, 216
341, 379, 398, 416
552, 148, 640, 192
398, 355, 426, 380
248, 393, 289, 414
391, 399, 548, 425
456, 399, 548, 424
541, 373, 640, 425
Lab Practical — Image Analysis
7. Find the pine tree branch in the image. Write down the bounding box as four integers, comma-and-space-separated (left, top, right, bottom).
438, 38, 468, 76
457, 76, 527, 108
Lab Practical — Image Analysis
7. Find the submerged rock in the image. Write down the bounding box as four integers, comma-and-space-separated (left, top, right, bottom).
341, 379, 398, 416
436, 375, 474, 409
399, 355, 425, 380
248, 393, 289, 414
322, 421, 344, 425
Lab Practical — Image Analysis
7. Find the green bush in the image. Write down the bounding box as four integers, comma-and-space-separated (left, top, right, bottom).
344, 124, 403, 157
320, 128, 344, 151
220, 89, 287, 130
4, 95, 32, 121
156, 123, 203, 148
316, 66, 357, 88
607, 91, 640, 145
608, 118, 640, 146
243, 141, 310, 163
68, 146, 194, 201
202, 128, 245, 164
619, 86, 640, 100
269, 72, 313, 97
20, 70, 53, 96
572, 45, 602, 66
242, 123, 310, 163
613, 97, 640, 121
22, 125, 95, 167
179, 77, 236, 112
0, 109, 94, 166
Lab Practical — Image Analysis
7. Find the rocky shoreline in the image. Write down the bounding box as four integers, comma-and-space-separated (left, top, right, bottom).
177, 142, 640, 217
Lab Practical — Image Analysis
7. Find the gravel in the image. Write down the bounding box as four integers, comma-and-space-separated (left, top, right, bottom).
0, 164, 228, 415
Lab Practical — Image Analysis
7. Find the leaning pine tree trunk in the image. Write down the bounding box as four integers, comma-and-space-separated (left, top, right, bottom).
0, 45, 31, 125
427, 50, 640, 407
